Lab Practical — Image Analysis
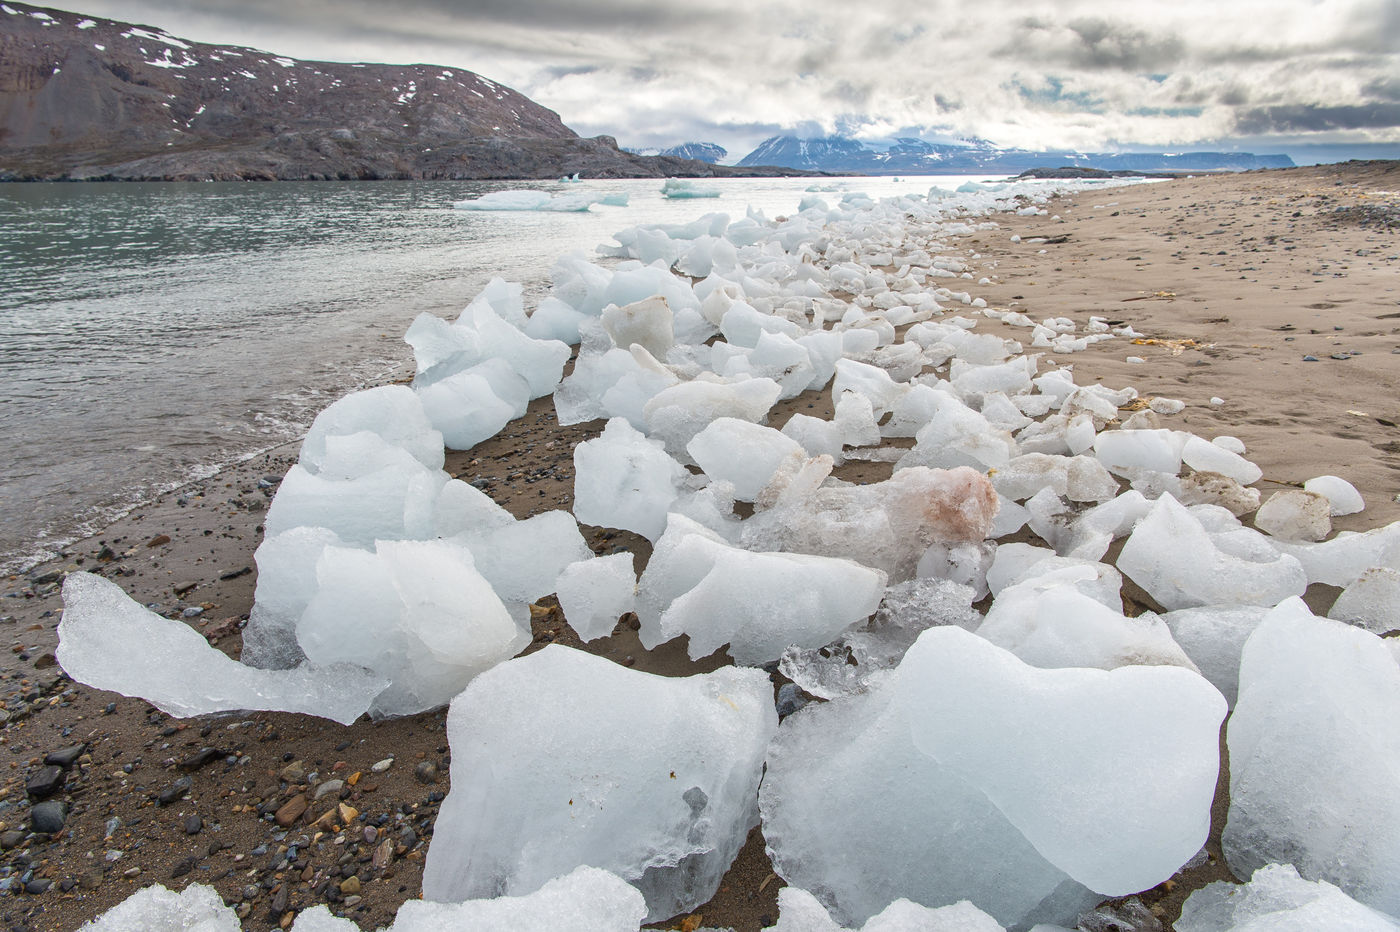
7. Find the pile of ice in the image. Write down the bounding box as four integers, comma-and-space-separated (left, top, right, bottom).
661, 178, 721, 198
80, 867, 647, 931
58, 173, 1400, 929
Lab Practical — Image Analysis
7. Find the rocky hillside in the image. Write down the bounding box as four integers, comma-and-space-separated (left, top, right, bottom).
0, 3, 801, 181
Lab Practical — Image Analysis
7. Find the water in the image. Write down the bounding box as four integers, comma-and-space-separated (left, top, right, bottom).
0, 174, 1003, 573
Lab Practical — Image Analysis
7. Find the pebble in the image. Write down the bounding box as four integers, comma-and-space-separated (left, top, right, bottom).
313, 779, 344, 800
339, 875, 361, 895
25, 765, 65, 799
29, 801, 67, 834
413, 761, 439, 784
157, 775, 193, 806
279, 760, 307, 784
371, 758, 394, 773
274, 795, 308, 827
44, 744, 86, 768
0, 830, 24, 849
178, 746, 225, 771
1302, 354, 1319, 361
182, 606, 204, 619
184, 814, 203, 835
24, 878, 51, 895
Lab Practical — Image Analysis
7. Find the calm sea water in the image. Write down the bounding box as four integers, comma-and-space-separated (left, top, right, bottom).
0, 174, 1003, 573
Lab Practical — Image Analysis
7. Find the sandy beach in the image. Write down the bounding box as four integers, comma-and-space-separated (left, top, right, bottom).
2, 161, 1398, 931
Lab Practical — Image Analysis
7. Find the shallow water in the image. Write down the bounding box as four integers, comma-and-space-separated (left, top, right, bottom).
0, 174, 1001, 573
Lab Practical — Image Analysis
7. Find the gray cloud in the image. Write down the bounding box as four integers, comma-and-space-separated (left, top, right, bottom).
1236, 103, 1400, 133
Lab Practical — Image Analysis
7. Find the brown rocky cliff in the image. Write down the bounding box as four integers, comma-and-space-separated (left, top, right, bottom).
1, 2, 770, 180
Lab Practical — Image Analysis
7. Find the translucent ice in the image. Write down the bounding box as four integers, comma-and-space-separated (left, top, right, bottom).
242, 526, 346, 669
601, 296, 675, 359
1224, 598, 1400, 915
421, 645, 775, 921
766, 887, 1007, 932
1181, 436, 1262, 486
1162, 605, 1271, 706
390, 866, 648, 932
415, 359, 529, 451
1093, 429, 1183, 477
58, 573, 385, 725
643, 377, 782, 461
977, 580, 1197, 672
556, 554, 637, 642
636, 515, 886, 664
688, 418, 805, 502
1118, 495, 1306, 609
1177, 863, 1400, 932
298, 538, 527, 717
1303, 475, 1365, 516
1253, 490, 1331, 542
573, 418, 691, 541
1329, 567, 1400, 635
455, 510, 592, 605
78, 882, 241, 931
1271, 522, 1400, 586
903, 628, 1225, 897
298, 385, 443, 474
989, 453, 1119, 504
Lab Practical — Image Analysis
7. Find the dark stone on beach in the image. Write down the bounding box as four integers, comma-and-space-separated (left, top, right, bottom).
173, 580, 199, 596
29, 801, 67, 834
145, 535, 171, 548
0, 830, 24, 849
26, 766, 64, 799
184, 814, 203, 835
28, 571, 61, 587
776, 683, 808, 717
157, 775, 193, 806
275, 794, 309, 827
1330, 352, 1353, 360
219, 566, 252, 581
178, 747, 225, 771
170, 855, 197, 879
413, 761, 439, 784
1302, 355, 1319, 361
45, 744, 86, 769
24, 878, 51, 895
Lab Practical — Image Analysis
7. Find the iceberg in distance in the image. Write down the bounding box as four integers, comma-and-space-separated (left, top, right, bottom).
454, 190, 597, 211
662, 178, 721, 198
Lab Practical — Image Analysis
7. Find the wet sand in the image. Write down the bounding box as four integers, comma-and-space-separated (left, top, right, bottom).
1, 161, 1398, 931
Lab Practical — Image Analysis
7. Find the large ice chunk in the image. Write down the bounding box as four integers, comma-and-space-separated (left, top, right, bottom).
242, 526, 347, 670
298, 539, 527, 717
556, 554, 637, 642
415, 359, 529, 451
1224, 598, 1400, 914
903, 628, 1225, 897
742, 464, 999, 581
637, 515, 886, 664
1271, 522, 1400, 586
421, 646, 776, 922
688, 418, 804, 502
1093, 429, 1183, 477
643, 377, 782, 460
299, 385, 444, 474
1303, 475, 1365, 516
601, 296, 675, 359
1329, 567, 1400, 635
391, 866, 648, 932
58, 573, 385, 725
1181, 435, 1262, 485
1162, 605, 1272, 706
573, 418, 691, 541
976, 579, 1198, 672
1118, 495, 1306, 609
1253, 490, 1331, 542
1177, 863, 1400, 932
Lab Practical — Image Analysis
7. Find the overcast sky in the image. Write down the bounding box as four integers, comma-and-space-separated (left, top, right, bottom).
56, 0, 1400, 160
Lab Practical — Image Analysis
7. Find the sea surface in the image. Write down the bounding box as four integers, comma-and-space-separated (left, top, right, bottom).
0, 174, 1004, 573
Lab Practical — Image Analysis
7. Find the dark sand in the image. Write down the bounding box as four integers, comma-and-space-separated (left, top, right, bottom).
1, 161, 1397, 931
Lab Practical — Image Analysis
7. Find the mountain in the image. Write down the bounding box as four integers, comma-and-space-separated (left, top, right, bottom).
0, 3, 804, 181
737, 135, 1295, 174
624, 142, 727, 163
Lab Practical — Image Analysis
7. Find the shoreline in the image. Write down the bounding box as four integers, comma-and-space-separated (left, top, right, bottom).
2, 162, 1398, 930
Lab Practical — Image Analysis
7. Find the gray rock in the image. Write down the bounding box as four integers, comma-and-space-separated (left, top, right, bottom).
29, 801, 67, 834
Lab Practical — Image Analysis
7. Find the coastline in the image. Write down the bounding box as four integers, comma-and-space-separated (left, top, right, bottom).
1, 161, 1398, 929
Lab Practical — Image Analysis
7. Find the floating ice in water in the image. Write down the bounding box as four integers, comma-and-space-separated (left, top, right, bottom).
77, 881, 240, 931
643, 377, 783, 461
298, 538, 528, 717
1118, 495, 1306, 609
976, 578, 1198, 673
1253, 490, 1332, 542
765, 887, 1007, 932
573, 418, 691, 541
1224, 597, 1400, 915
763, 625, 1223, 928
454, 190, 597, 211
661, 178, 721, 198
1328, 567, 1400, 635
58, 573, 386, 725
298, 385, 443, 474
743, 463, 999, 581
1162, 605, 1272, 706
687, 418, 804, 502
556, 553, 637, 642
1177, 863, 1400, 932
636, 514, 886, 664
1303, 474, 1365, 516
422, 645, 775, 922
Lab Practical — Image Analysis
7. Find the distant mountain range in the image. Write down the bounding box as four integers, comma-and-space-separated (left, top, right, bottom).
736, 135, 1296, 174
0, 3, 805, 181
624, 142, 727, 163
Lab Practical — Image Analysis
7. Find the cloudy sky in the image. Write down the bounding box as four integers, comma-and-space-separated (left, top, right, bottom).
56, 0, 1400, 161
